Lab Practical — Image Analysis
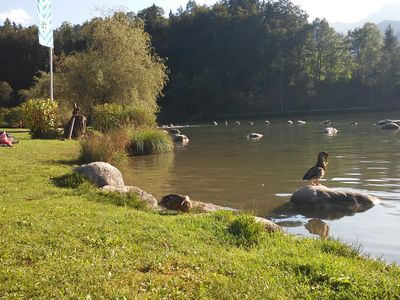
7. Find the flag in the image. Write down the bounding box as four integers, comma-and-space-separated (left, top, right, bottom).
37, 0, 53, 48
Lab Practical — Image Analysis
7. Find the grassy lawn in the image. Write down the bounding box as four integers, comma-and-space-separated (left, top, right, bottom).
1, 129, 399, 299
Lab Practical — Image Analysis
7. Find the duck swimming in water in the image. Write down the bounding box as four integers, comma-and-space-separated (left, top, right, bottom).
303, 151, 329, 185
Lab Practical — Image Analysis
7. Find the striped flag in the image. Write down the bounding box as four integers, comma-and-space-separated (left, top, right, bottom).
37, 0, 53, 48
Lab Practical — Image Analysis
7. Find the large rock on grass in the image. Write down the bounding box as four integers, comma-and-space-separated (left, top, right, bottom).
74, 162, 124, 187
101, 185, 158, 208
290, 185, 379, 219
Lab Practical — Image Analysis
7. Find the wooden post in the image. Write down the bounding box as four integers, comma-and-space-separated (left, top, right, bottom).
68, 116, 76, 140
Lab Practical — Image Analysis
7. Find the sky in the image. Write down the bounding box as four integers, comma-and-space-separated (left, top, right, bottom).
1, 0, 400, 27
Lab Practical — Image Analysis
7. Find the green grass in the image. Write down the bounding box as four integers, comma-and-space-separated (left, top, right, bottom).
1, 129, 400, 299
127, 128, 174, 156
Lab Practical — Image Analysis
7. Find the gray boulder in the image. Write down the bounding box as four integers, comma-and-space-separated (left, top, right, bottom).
101, 185, 158, 208
74, 162, 124, 187
290, 185, 379, 219
191, 200, 237, 213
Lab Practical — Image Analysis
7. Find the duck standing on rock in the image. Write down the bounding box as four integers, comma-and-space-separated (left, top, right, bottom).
303, 151, 329, 186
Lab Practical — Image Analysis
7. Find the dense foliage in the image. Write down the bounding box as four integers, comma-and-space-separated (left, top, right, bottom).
21, 98, 60, 138
1, 0, 400, 119
92, 103, 156, 133
0, 107, 22, 127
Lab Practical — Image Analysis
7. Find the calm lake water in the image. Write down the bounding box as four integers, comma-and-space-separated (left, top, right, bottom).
122, 112, 400, 264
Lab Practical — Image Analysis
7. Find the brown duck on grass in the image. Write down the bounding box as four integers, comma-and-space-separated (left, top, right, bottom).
303, 151, 329, 185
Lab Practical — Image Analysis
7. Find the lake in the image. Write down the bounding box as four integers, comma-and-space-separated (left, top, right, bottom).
121, 112, 400, 264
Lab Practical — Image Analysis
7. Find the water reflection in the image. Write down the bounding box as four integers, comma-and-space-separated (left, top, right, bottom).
270, 199, 374, 221
120, 153, 175, 200
305, 219, 330, 239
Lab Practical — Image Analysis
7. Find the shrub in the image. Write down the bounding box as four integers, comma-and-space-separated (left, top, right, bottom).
127, 128, 173, 156
92, 103, 156, 133
21, 98, 60, 138
0, 107, 23, 128
227, 214, 265, 248
79, 129, 129, 163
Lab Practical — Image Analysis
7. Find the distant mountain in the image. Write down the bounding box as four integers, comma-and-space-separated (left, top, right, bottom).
331, 3, 400, 34
377, 20, 400, 35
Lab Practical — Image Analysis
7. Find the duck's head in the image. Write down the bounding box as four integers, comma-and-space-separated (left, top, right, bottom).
317, 151, 329, 165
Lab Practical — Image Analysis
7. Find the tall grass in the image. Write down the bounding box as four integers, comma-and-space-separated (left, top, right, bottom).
92, 103, 156, 133
127, 128, 174, 156
79, 129, 129, 163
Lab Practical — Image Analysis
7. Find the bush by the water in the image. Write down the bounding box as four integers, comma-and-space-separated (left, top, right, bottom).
21, 98, 60, 138
127, 128, 173, 156
227, 214, 266, 248
92, 103, 156, 133
79, 130, 129, 164
0, 107, 23, 128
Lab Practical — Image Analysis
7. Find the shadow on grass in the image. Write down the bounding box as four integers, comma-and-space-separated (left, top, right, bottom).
52, 173, 84, 188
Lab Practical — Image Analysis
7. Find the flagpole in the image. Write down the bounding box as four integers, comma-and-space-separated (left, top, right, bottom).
50, 47, 54, 101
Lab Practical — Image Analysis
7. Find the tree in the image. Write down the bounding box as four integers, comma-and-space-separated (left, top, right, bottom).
348, 23, 383, 83
377, 24, 400, 104
304, 18, 351, 82
0, 81, 13, 106
59, 13, 168, 113
0, 21, 47, 105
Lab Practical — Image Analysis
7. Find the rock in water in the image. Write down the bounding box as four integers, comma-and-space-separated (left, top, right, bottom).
290, 185, 379, 218
74, 162, 124, 187
172, 134, 189, 144
159, 194, 192, 212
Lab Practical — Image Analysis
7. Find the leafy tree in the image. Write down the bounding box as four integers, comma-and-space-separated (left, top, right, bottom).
304, 18, 352, 82
376, 24, 400, 105
54, 22, 86, 55
348, 23, 383, 83
60, 13, 168, 113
